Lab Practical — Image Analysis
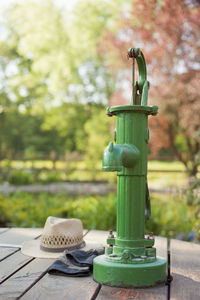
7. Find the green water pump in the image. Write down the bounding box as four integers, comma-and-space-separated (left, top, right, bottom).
93, 48, 166, 287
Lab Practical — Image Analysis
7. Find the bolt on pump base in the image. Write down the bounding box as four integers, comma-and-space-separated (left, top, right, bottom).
93, 48, 166, 288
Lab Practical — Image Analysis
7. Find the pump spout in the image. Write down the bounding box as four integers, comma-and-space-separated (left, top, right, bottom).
102, 142, 140, 172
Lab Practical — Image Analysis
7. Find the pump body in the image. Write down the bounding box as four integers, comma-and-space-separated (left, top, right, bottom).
93, 49, 166, 288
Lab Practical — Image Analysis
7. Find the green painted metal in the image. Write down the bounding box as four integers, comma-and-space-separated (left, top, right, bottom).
94, 256, 166, 288
93, 48, 166, 287
102, 142, 140, 172
128, 48, 147, 105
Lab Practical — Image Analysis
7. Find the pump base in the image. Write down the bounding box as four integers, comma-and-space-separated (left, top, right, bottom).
93, 255, 166, 288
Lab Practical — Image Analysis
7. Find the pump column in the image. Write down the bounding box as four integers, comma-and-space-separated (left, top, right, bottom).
115, 110, 148, 243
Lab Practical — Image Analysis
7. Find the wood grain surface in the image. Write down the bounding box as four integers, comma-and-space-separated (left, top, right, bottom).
20, 230, 100, 300
0, 247, 19, 261
0, 228, 8, 234
96, 284, 167, 300
21, 273, 100, 300
0, 258, 53, 300
0, 251, 33, 284
170, 238, 200, 300
0, 228, 42, 284
0, 228, 42, 245
84, 230, 108, 246
154, 236, 167, 259
0, 228, 200, 300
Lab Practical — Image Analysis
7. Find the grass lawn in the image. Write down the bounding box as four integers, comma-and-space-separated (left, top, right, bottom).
1, 159, 186, 170
148, 172, 187, 189
1, 159, 198, 189
148, 160, 185, 171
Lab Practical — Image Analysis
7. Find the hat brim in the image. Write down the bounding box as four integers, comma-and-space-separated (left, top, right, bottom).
21, 237, 104, 259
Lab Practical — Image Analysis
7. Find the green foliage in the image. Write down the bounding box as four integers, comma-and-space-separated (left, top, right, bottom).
184, 178, 200, 235
0, 164, 115, 184
146, 194, 195, 238
42, 102, 91, 153
9, 169, 34, 185
66, 194, 116, 230
0, 0, 118, 107
0, 102, 113, 161
0, 192, 69, 227
37, 170, 67, 183
0, 159, 194, 186
84, 107, 114, 171
0, 192, 116, 229
0, 0, 117, 163
0, 191, 196, 239
0, 110, 65, 160
0, 0, 198, 176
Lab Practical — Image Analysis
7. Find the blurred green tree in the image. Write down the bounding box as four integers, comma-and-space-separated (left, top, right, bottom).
0, 0, 119, 161
84, 106, 114, 170
42, 103, 90, 153
0, 110, 65, 160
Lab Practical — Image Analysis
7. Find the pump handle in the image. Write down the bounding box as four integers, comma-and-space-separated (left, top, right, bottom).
128, 48, 148, 105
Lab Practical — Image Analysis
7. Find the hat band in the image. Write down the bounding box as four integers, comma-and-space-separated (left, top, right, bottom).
40, 241, 86, 253
40, 234, 83, 249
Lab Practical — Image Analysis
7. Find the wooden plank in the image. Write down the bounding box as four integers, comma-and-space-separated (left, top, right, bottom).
20, 230, 100, 300
0, 251, 33, 284
171, 239, 200, 280
0, 258, 53, 300
96, 285, 167, 300
0, 229, 90, 298
84, 230, 110, 246
21, 274, 100, 300
171, 239, 200, 300
0, 228, 42, 284
154, 236, 167, 259
0, 228, 88, 281
0, 228, 9, 234
0, 228, 42, 245
0, 247, 18, 261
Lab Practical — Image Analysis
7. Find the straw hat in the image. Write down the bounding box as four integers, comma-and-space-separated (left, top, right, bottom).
21, 216, 100, 258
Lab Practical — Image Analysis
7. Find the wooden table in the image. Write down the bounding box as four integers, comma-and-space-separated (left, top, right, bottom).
0, 228, 199, 300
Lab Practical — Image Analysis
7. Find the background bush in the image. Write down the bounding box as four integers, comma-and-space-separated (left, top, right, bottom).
9, 169, 34, 185
0, 191, 196, 238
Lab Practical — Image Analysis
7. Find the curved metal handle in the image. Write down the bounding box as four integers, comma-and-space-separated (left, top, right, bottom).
128, 48, 148, 105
